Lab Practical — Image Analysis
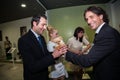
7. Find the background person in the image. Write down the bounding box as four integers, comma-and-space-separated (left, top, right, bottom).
47, 26, 68, 80
67, 27, 91, 80
4, 36, 12, 59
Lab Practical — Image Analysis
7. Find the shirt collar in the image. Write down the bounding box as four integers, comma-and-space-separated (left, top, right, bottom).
96, 22, 105, 34
31, 29, 39, 38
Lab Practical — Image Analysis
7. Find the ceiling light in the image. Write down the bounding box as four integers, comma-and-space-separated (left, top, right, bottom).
21, 3, 26, 7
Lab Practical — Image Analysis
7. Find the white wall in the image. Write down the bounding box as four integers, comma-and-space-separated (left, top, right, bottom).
0, 17, 31, 55
110, 0, 120, 32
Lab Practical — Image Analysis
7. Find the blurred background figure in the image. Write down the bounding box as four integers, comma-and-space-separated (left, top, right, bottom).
67, 26, 91, 80
4, 36, 12, 59
47, 26, 68, 80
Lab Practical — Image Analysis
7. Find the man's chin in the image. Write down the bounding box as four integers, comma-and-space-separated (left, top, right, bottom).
90, 26, 96, 30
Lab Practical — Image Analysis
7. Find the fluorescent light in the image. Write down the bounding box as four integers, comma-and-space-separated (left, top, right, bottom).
21, 3, 26, 7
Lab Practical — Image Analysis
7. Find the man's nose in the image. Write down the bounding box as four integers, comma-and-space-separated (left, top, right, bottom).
43, 25, 47, 29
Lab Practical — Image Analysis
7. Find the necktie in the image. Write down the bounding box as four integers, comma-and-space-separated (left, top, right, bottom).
38, 36, 45, 53
38, 36, 42, 46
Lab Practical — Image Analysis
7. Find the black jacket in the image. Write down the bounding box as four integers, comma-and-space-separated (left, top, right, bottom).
18, 30, 55, 80
66, 23, 120, 80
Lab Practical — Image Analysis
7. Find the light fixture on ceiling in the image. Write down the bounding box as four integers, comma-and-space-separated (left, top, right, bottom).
21, 3, 26, 7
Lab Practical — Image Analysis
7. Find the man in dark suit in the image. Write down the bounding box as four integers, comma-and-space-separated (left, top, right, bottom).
18, 14, 67, 80
66, 6, 120, 80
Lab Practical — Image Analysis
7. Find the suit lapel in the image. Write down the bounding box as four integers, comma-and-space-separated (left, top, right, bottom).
93, 33, 98, 43
93, 23, 107, 44
28, 30, 44, 50
28, 30, 48, 55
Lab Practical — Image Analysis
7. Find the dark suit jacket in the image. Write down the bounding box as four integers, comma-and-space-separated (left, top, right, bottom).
18, 30, 55, 80
66, 23, 120, 80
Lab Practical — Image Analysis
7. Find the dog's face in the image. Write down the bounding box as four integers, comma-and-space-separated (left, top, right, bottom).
52, 36, 65, 50
52, 36, 63, 44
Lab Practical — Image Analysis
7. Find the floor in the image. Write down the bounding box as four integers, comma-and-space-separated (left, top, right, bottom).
0, 54, 23, 80
0, 62, 23, 80
0, 62, 92, 80
0, 55, 92, 80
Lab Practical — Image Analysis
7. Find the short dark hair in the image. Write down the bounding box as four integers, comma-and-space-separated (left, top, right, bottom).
74, 27, 84, 42
84, 6, 109, 24
31, 14, 47, 28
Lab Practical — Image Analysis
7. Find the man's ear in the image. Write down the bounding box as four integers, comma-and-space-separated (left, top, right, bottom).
100, 14, 103, 20
33, 21, 37, 26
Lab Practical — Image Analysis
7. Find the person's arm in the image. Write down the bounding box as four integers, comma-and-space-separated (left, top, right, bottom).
18, 37, 67, 73
52, 45, 67, 58
66, 30, 118, 67
67, 38, 81, 55
47, 41, 67, 58
81, 36, 91, 54
9, 41, 12, 48
18, 37, 55, 73
47, 41, 55, 52
4, 41, 6, 49
68, 48, 81, 55
82, 44, 91, 53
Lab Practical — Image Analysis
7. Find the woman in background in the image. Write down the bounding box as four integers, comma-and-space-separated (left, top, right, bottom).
67, 27, 91, 80
47, 26, 68, 80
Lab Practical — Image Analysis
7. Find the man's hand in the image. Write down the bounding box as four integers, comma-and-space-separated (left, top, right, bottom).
52, 45, 67, 58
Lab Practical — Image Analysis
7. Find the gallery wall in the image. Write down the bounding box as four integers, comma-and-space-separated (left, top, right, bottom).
110, 0, 120, 31
0, 2, 120, 55
0, 17, 32, 55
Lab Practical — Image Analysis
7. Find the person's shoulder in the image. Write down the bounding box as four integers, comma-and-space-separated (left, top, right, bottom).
104, 24, 119, 33
18, 31, 30, 41
68, 36, 74, 40
83, 36, 87, 40
48, 41, 54, 44
48, 41, 56, 46
101, 24, 120, 38
67, 36, 75, 44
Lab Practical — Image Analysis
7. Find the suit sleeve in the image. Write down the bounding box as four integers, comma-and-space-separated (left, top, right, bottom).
66, 29, 118, 67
